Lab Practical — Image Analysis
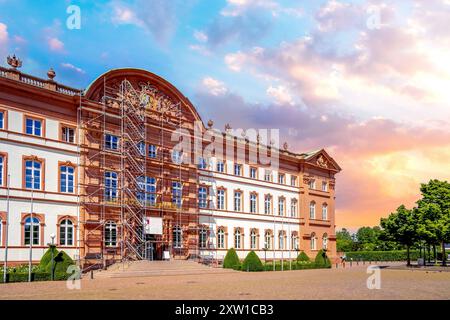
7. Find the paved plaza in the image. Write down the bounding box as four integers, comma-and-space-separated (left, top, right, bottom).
0, 261, 449, 300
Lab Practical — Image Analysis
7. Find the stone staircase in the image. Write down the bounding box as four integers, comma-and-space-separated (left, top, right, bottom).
92, 260, 235, 279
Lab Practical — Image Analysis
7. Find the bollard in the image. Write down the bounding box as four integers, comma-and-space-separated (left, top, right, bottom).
90, 270, 94, 280
336, 263, 338, 269
350, 261, 352, 267
357, 261, 359, 266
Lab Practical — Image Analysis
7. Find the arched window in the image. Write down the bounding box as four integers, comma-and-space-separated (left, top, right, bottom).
310, 232, 317, 250
264, 231, 272, 250
264, 195, 272, 215
309, 201, 316, 219
278, 231, 285, 250
173, 225, 182, 248
24, 217, 40, 245
322, 203, 328, 220
250, 229, 257, 249
234, 229, 241, 249
105, 221, 117, 247
199, 228, 208, 249
60, 219, 74, 246
217, 228, 225, 249
323, 233, 328, 250
291, 233, 299, 250
290, 199, 298, 217
0, 218, 2, 244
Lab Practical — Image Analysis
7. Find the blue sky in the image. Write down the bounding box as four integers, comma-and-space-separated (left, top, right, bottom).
1, 0, 450, 228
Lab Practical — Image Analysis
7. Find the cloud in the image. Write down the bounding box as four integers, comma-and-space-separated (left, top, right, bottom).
110, 0, 180, 44
61, 63, 85, 74
48, 37, 64, 52
194, 30, 208, 43
201, 77, 228, 96
0, 22, 9, 57
266, 85, 294, 105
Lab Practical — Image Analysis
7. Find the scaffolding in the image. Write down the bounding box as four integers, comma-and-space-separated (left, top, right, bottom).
78, 77, 200, 269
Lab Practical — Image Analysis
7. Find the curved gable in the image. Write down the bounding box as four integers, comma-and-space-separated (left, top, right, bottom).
85, 68, 204, 127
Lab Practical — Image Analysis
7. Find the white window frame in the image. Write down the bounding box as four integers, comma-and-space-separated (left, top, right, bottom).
60, 219, 74, 246
198, 186, 208, 208
250, 193, 257, 213
217, 189, 225, 210
310, 202, 316, 219
60, 165, 75, 193
105, 221, 117, 247
234, 191, 242, 212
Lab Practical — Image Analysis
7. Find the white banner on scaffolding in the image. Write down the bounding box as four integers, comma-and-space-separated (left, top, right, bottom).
144, 217, 163, 235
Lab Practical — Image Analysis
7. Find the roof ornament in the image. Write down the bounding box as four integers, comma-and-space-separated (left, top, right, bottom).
47, 68, 56, 81
225, 123, 231, 132
207, 119, 214, 129
283, 142, 289, 151
316, 155, 328, 168
7, 54, 22, 70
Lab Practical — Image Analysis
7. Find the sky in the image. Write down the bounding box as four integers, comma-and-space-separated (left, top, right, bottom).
1, 0, 450, 230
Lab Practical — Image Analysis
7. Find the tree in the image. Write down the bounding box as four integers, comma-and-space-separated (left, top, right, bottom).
355, 226, 382, 251
381, 205, 419, 266
417, 180, 450, 266
336, 228, 354, 252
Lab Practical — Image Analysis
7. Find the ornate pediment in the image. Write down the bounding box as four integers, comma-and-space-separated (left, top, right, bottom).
303, 149, 341, 172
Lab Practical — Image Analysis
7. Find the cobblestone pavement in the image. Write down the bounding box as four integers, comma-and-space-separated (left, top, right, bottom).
0, 263, 449, 300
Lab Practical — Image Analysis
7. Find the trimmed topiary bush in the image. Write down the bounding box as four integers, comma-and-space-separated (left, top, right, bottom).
39, 246, 59, 269
314, 249, 331, 268
46, 250, 75, 280
241, 251, 264, 272
297, 251, 310, 262
223, 248, 240, 269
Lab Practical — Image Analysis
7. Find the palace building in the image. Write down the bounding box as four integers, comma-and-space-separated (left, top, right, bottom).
0, 55, 341, 269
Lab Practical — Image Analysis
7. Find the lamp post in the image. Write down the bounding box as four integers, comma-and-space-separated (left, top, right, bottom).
48, 233, 56, 281
263, 247, 267, 265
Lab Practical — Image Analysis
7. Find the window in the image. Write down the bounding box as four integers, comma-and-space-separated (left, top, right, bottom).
264, 195, 272, 215
310, 233, 317, 250
137, 176, 156, 206
309, 201, 316, 219
250, 229, 257, 249
25, 159, 42, 190
198, 186, 208, 208
291, 233, 299, 250
309, 179, 316, 189
60, 219, 74, 246
234, 191, 242, 212
323, 234, 328, 250
172, 181, 183, 208
61, 126, 75, 143
171, 150, 183, 164
25, 117, 42, 136
216, 161, 225, 173
290, 199, 298, 218
60, 165, 75, 193
148, 145, 157, 158
250, 193, 257, 213
264, 170, 272, 182
173, 225, 182, 248
264, 231, 272, 249
250, 167, 257, 179
322, 181, 328, 192
291, 176, 297, 186
278, 198, 285, 216
322, 203, 328, 220
234, 229, 241, 249
138, 141, 146, 156
105, 134, 119, 150
198, 157, 207, 170
199, 228, 208, 249
278, 174, 285, 184
105, 171, 118, 201
217, 189, 225, 210
0, 111, 4, 129
217, 228, 225, 249
234, 164, 242, 176
24, 217, 40, 245
0, 155, 4, 186
105, 221, 117, 247
279, 231, 285, 250
0, 218, 2, 244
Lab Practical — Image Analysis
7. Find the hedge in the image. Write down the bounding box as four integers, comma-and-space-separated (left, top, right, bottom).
296, 252, 310, 262
264, 260, 329, 271
223, 248, 240, 269
241, 251, 264, 272
345, 250, 421, 261
314, 249, 331, 268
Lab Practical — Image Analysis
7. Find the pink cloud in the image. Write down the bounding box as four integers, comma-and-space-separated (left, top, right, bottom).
48, 37, 64, 52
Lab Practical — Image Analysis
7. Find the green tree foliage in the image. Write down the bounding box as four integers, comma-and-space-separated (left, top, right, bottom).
314, 249, 331, 268
39, 246, 59, 269
241, 251, 264, 272
336, 228, 354, 252
45, 250, 75, 280
416, 179, 450, 266
223, 248, 240, 269
381, 205, 419, 266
